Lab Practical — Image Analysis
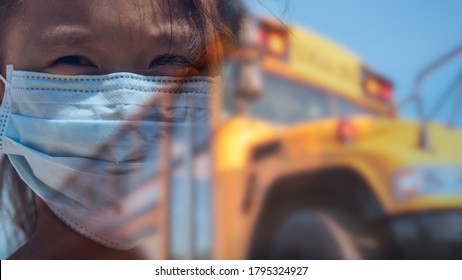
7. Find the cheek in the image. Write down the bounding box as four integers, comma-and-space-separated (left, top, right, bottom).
0, 24, 28, 102
2, 23, 29, 70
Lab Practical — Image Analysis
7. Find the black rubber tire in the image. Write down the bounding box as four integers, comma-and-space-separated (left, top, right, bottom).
270, 209, 377, 259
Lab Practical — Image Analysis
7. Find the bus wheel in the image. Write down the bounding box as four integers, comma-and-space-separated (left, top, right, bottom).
270, 209, 377, 259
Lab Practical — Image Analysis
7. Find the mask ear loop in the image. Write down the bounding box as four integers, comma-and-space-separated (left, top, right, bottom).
0, 75, 9, 89
1, 64, 13, 89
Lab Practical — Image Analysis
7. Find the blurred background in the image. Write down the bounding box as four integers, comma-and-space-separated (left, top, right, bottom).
206, 0, 462, 260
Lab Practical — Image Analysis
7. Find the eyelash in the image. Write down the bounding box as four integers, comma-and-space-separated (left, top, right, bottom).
148, 54, 196, 69
50, 55, 97, 68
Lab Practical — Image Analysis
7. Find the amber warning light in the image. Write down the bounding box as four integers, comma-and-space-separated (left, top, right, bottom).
363, 71, 394, 103
258, 22, 289, 59
337, 119, 358, 143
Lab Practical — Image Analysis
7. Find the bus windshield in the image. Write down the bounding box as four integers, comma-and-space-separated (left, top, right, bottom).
250, 72, 332, 124
248, 72, 375, 124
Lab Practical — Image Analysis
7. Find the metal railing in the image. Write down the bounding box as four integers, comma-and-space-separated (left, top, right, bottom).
398, 43, 462, 150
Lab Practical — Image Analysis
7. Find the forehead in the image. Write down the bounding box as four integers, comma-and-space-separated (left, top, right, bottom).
18, 0, 197, 39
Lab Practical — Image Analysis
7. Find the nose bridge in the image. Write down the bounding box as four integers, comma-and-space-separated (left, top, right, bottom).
94, 17, 153, 74
97, 46, 144, 74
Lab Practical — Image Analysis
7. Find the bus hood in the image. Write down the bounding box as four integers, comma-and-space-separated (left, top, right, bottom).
357, 117, 462, 165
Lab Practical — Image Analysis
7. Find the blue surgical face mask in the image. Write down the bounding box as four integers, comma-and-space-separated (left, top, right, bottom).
0, 65, 215, 250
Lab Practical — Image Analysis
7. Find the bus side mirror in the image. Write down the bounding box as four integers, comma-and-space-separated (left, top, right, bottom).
234, 57, 263, 102
234, 17, 263, 103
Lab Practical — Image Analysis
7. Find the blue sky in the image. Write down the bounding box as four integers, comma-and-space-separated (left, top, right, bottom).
247, 0, 462, 126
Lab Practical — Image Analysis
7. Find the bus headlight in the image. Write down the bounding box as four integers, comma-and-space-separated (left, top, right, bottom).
393, 166, 462, 201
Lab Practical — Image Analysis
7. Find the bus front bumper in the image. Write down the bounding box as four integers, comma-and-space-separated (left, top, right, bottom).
388, 210, 462, 259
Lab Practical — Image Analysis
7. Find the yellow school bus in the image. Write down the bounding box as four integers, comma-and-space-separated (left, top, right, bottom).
200, 18, 462, 259
160, 17, 462, 260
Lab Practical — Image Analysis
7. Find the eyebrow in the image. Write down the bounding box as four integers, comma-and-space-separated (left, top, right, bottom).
35, 24, 196, 50
37, 26, 92, 49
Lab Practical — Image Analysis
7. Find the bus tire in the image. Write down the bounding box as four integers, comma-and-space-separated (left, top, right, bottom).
270, 209, 376, 259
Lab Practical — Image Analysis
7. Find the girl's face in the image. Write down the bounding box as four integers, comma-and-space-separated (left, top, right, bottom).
3, 0, 215, 77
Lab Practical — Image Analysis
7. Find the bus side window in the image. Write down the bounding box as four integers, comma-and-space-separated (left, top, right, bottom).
335, 97, 375, 118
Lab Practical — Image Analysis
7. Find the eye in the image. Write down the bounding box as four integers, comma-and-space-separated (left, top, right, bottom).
149, 54, 197, 69
50, 55, 97, 68
148, 54, 203, 76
